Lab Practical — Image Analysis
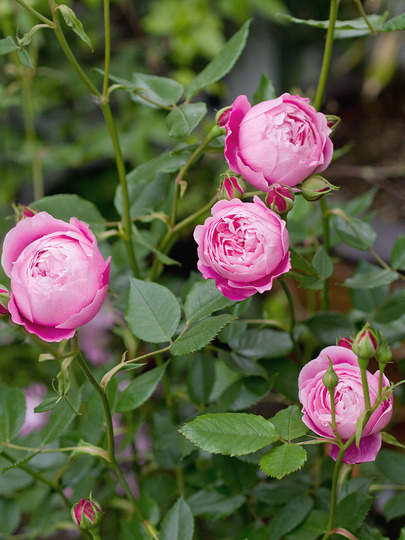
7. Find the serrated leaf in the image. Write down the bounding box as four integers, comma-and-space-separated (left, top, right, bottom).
186, 489, 245, 520
184, 280, 235, 323
312, 247, 334, 279
180, 412, 278, 456
56, 5, 93, 50
271, 405, 308, 441
253, 72, 277, 104
0, 450, 41, 474
125, 278, 181, 343
160, 497, 194, 540
380, 13, 405, 33
0, 36, 18, 55
166, 103, 207, 137
260, 443, 307, 479
187, 354, 216, 406
185, 19, 251, 99
116, 363, 168, 413
390, 234, 405, 270
267, 495, 313, 540
171, 314, 235, 356
131, 72, 184, 107
0, 382, 25, 442
286, 509, 329, 540
344, 260, 399, 289
335, 485, 373, 532
41, 390, 81, 445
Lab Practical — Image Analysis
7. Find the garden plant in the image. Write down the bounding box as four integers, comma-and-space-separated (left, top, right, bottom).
1, 0, 405, 538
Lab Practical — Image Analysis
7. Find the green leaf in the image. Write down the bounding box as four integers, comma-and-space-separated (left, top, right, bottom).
380, 13, 405, 33
32, 194, 106, 235
186, 489, 245, 520
290, 249, 318, 274
125, 278, 181, 343
41, 390, 81, 445
131, 72, 184, 107
344, 260, 399, 289
219, 350, 267, 378
184, 279, 235, 322
116, 173, 171, 218
171, 314, 235, 356
180, 412, 279, 456
390, 234, 405, 270
333, 215, 376, 251
305, 312, 355, 344
376, 449, 405, 484
253, 72, 277, 104
286, 509, 329, 540
56, 5, 93, 50
0, 382, 25, 443
374, 291, 405, 323
160, 497, 194, 540
184, 19, 251, 99
271, 405, 308, 441
34, 396, 60, 413
267, 495, 313, 540
312, 247, 334, 280
218, 377, 271, 411
349, 285, 389, 313
0, 36, 18, 55
335, 480, 373, 532
126, 148, 191, 185
0, 499, 21, 535
187, 354, 216, 406
384, 492, 405, 521
260, 443, 307, 479
166, 103, 207, 137
299, 275, 324, 290
227, 328, 293, 358
116, 363, 168, 413
132, 225, 180, 266
381, 431, 405, 450
17, 48, 34, 69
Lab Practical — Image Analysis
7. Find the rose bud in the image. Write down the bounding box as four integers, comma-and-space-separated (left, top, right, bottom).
215, 105, 232, 128
219, 175, 246, 201
352, 325, 379, 361
337, 337, 353, 350
265, 184, 295, 215
376, 339, 392, 367
0, 287, 10, 315
322, 358, 339, 389
300, 175, 338, 201
71, 497, 102, 530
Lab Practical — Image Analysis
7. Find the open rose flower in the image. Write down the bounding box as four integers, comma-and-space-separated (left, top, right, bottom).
299, 345, 393, 464
224, 93, 333, 190
1, 211, 110, 342
194, 196, 291, 301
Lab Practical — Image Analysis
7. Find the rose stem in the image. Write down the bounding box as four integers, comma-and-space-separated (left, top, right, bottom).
328, 387, 343, 447
74, 350, 159, 540
358, 357, 372, 411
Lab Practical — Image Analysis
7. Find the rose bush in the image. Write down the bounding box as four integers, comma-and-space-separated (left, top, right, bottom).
224, 93, 333, 190
298, 345, 393, 464
194, 196, 291, 301
1, 211, 111, 342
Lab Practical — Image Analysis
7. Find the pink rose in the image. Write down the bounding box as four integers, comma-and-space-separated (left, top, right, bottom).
224, 93, 333, 190
299, 345, 393, 464
1, 211, 111, 342
194, 196, 291, 301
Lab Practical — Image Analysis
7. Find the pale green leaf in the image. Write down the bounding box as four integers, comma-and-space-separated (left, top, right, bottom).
312, 247, 334, 280
166, 102, 207, 137
41, 390, 81, 445
0, 36, 18, 55
271, 405, 308, 441
160, 497, 194, 540
56, 4, 93, 50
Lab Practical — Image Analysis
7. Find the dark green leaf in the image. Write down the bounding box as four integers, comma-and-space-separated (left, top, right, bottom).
376, 449, 405, 484
383, 492, 405, 521
299, 275, 324, 290
390, 234, 405, 270
56, 4, 93, 50
0, 499, 21, 535
127, 149, 191, 185
290, 250, 318, 274
305, 312, 355, 344
34, 396, 60, 413
187, 489, 245, 519
349, 285, 389, 313
17, 48, 34, 69
228, 328, 293, 358
267, 495, 313, 540
260, 443, 307, 479
116, 363, 168, 413
171, 314, 235, 356
0, 382, 25, 442
180, 412, 278, 456
125, 278, 181, 343
184, 279, 235, 323
253, 72, 277, 104
333, 215, 376, 251
219, 377, 271, 411
219, 350, 267, 377
116, 172, 171, 218
0, 36, 18, 55
41, 390, 81, 445
187, 354, 216, 406
286, 509, 329, 540
344, 260, 399, 289
131, 72, 183, 107
312, 247, 334, 280
160, 497, 194, 540
271, 405, 308, 441
185, 20, 251, 99
335, 481, 373, 532
166, 103, 207, 137
32, 194, 106, 235
375, 291, 405, 323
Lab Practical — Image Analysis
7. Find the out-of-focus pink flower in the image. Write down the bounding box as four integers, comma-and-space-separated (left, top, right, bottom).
299, 345, 393, 464
194, 196, 291, 301
224, 93, 333, 190
78, 300, 118, 365
20, 383, 49, 436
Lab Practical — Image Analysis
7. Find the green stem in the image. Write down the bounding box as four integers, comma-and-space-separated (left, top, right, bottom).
90, 529, 101, 540
279, 277, 302, 363
320, 197, 330, 311
354, 0, 376, 34
314, 0, 340, 111
328, 387, 343, 447
102, 0, 111, 97
14, 0, 53, 25
322, 445, 345, 539
359, 358, 371, 411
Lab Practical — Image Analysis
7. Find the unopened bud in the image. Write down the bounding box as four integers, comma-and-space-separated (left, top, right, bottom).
352, 325, 379, 361
337, 337, 353, 350
12, 203, 37, 222
219, 175, 246, 200
215, 106, 232, 127
300, 175, 338, 202
376, 340, 392, 366
325, 114, 341, 133
71, 496, 102, 530
0, 287, 10, 315
323, 358, 339, 389
265, 184, 295, 215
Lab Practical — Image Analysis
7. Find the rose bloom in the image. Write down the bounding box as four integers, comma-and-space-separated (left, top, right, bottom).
20, 383, 49, 437
224, 93, 333, 190
1, 211, 111, 342
299, 345, 393, 464
194, 196, 291, 301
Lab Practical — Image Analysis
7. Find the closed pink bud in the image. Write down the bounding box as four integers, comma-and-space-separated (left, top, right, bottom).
300, 175, 338, 202
219, 176, 246, 201
337, 337, 353, 349
0, 287, 9, 315
215, 106, 232, 127
352, 325, 379, 360
265, 184, 295, 214
71, 497, 102, 530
